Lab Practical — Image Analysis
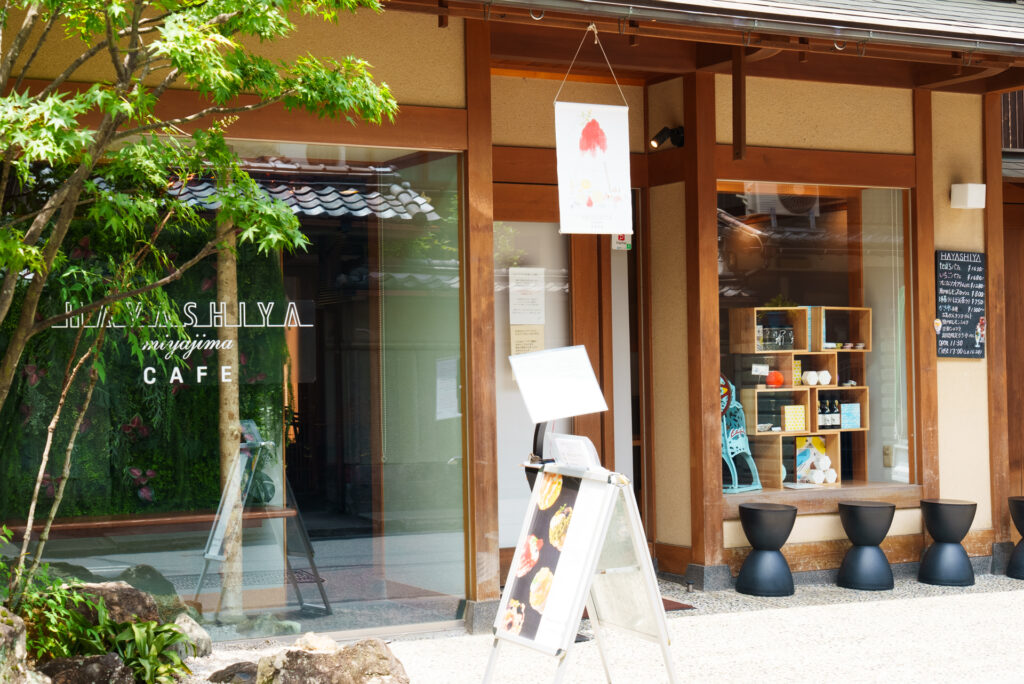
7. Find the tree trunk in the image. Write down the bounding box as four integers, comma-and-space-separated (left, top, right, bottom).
216, 220, 243, 619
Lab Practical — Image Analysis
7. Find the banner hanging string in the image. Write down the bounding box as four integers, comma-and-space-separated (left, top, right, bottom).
553, 23, 629, 106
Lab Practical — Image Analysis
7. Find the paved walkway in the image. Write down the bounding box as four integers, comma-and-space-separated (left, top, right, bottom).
388, 575, 1024, 683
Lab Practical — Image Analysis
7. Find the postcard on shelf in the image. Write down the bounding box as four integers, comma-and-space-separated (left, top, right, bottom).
840, 403, 861, 429
795, 436, 826, 481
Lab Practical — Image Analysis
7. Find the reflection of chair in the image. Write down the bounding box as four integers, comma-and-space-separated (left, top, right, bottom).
721, 375, 761, 493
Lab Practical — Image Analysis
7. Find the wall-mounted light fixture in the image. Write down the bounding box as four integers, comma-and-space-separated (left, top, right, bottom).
649, 126, 685, 150
950, 183, 986, 209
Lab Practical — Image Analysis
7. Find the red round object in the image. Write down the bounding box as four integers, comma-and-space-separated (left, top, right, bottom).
766, 371, 784, 387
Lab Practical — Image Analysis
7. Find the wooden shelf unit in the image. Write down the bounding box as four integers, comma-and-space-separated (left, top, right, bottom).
726, 306, 872, 491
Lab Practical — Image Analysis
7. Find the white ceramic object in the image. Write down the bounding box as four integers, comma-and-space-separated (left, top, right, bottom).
817, 370, 832, 386
808, 469, 825, 484
824, 468, 838, 484
817, 455, 832, 472
801, 370, 819, 386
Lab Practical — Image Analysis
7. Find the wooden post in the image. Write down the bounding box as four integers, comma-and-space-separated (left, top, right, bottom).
984, 91, 1011, 543
463, 18, 499, 603
732, 47, 746, 161
911, 89, 939, 501
684, 72, 724, 568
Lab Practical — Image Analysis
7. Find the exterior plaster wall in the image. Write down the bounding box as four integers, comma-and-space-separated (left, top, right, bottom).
931, 92, 993, 532
9, 10, 465, 108
714, 75, 914, 154
491, 76, 645, 152
647, 77, 684, 140
649, 182, 692, 547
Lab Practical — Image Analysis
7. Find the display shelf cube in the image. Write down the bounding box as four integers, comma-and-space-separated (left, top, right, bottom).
729, 307, 809, 354
810, 306, 872, 352
739, 387, 810, 436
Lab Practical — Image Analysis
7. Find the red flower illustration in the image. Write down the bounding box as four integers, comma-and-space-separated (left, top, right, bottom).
578, 118, 607, 156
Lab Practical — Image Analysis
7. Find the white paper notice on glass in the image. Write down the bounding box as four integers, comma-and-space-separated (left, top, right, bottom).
508, 345, 608, 424
554, 101, 633, 235
435, 356, 461, 420
509, 267, 545, 325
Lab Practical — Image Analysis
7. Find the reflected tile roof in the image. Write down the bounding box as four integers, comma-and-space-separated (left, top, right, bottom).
166, 178, 442, 222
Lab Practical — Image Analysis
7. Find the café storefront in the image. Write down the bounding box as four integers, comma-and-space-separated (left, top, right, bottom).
4, 0, 1024, 638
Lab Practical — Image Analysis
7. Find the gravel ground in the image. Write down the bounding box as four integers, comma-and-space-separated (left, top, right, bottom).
185, 574, 1024, 683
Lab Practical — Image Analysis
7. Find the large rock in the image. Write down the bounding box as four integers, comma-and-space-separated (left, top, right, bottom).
72, 581, 159, 623
255, 638, 409, 684
172, 613, 211, 658
209, 661, 257, 683
115, 565, 185, 622
0, 606, 28, 683
37, 654, 133, 684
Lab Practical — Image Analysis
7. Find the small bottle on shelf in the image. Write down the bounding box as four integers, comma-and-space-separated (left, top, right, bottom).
817, 399, 827, 430
831, 399, 841, 428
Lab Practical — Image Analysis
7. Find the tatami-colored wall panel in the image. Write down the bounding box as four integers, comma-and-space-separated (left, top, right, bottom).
649, 182, 691, 546
932, 92, 992, 532
491, 76, 645, 152
9, 10, 464, 108
647, 77, 684, 141
715, 75, 913, 154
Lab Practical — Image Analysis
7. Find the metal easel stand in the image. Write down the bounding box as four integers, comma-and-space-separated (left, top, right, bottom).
282, 476, 332, 616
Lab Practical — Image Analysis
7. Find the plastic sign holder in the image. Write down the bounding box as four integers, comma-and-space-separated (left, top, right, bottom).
482, 460, 678, 684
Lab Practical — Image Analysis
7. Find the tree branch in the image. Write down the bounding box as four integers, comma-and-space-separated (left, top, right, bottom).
114, 94, 292, 139
40, 41, 110, 97
6, 328, 94, 607
104, 8, 127, 84
0, 3, 41, 88
12, 8, 57, 93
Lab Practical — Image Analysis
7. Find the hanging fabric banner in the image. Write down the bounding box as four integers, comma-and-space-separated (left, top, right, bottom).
554, 101, 633, 235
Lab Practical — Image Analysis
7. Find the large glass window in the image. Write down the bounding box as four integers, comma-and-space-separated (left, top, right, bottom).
0, 143, 465, 638
717, 182, 912, 492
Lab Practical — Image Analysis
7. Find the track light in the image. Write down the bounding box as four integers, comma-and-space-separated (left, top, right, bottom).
649, 126, 685, 149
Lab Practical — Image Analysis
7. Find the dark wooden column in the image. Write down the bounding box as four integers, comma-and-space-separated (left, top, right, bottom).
911, 89, 939, 501
571, 235, 615, 468
984, 91, 1011, 543
463, 18, 499, 602
684, 72, 724, 568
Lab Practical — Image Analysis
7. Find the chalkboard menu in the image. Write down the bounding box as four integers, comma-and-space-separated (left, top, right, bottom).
935, 250, 986, 358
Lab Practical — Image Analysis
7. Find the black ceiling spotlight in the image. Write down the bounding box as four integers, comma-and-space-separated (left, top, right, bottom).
649, 126, 685, 150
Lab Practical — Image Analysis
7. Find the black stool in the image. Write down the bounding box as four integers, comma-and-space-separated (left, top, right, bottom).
736, 503, 797, 596
918, 498, 976, 586
1006, 496, 1024, 580
837, 500, 895, 590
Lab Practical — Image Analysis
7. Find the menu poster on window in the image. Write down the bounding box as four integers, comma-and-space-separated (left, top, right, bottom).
935, 250, 986, 358
509, 267, 545, 325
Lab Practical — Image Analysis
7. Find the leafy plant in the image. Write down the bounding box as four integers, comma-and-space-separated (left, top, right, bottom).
79, 601, 193, 684
0, 564, 97, 661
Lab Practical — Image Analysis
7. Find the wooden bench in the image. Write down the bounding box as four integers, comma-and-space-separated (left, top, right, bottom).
6, 506, 297, 540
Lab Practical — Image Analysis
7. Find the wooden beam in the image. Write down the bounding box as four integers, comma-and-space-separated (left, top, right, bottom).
493, 183, 559, 222
492, 146, 648, 187
684, 72, 723, 568
984, 91, 1011, 544
911, 89, 939, 500
915, 65, 1007, 90
653, 542, 693, 575
696, 43, 781, 71
462, 18, 499, 603
983, 68, 1024, 95
715, 145, 915, 188
489, 23, 696, 76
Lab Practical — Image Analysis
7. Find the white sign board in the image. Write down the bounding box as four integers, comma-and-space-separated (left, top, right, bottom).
508, 346, 608, 424
484, 461, 677, 683
555, 101, 633, 235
